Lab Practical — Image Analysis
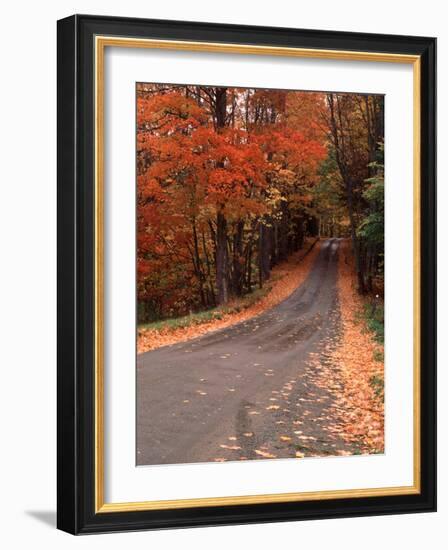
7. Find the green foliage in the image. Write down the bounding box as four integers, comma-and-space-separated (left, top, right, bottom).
357, 145, 384, 249
373, 348, 384, 362
361, 302, 384, 344
369, 374, 385, 401
311, 148, 348, 236
138, 309, 224, 332
138, 277, 275, 332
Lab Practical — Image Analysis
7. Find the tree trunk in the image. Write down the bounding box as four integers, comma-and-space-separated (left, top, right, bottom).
214, 87, 229, 304
346, 181, 365, 293
246, 243, 253, 293
232, 221, 244, 296
278, 203, 289, 260
216, 211, 229, 304
258, 221, 272, 287
327, 93, 366, 294
215, 87, 227, 129
191, 219, 208, 308
296, 217, 304, 250
201, 230, 216, 306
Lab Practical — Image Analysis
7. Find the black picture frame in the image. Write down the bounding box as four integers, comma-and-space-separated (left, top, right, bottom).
57, 14, 436, 534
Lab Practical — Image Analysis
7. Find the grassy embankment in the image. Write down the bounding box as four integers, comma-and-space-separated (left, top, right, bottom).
137, 237, 320, 353
361, 301, 385, 401
329, 239, 385, 453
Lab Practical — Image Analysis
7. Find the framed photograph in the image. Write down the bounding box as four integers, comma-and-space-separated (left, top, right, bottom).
57, 14, 436, 534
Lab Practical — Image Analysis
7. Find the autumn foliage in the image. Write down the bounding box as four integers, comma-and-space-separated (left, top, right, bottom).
316, 240, 384, 453
136, 85, 386, 464
137, 85, 327, 322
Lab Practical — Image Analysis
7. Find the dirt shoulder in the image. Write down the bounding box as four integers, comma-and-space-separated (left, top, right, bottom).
311, 239, 385, 454
138, 238, 321, 354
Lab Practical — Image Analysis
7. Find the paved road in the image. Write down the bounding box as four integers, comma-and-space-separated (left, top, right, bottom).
137, 238, 358, 465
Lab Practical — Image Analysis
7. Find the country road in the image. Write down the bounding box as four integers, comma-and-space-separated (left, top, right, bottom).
137, 238, 359, 465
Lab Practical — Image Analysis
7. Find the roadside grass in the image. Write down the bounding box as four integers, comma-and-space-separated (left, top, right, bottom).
138, 238, 320, 353
369, 374, 385, 401
358, 301, 385, 402
138, 309, 224, 332
138, 279, 276, 334
361, 302, 384, 344
138, 238, 319, 337
372, 348, 384, 363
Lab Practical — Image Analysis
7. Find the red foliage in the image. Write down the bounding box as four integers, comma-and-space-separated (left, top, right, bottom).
136, 85, 327, 320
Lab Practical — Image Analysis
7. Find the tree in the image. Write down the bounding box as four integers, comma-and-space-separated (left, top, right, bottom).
323, 93, 384, 293
136, 84, 382, 323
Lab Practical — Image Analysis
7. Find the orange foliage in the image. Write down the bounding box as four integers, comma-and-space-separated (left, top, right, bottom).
136, 85, 327, 320
315, 240, 385, 453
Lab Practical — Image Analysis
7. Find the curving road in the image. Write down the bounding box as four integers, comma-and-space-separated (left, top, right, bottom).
137, 238, 358, 465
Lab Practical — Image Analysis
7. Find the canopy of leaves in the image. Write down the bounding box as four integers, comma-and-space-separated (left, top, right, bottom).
137, 84, 384, 321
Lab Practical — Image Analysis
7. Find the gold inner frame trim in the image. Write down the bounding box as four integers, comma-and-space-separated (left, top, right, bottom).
94, 35, 421, 514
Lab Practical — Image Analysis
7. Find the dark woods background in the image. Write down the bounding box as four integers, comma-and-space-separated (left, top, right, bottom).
136, 84, 384, 323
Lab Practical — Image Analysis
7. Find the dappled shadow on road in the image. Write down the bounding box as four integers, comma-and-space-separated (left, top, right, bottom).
137, 239, 363, 466
213, 293, 363, 462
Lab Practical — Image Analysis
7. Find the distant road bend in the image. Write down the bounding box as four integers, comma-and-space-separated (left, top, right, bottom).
137, 238, 358, 465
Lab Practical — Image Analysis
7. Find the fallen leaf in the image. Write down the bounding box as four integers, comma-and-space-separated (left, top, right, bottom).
255, 450, 276, 458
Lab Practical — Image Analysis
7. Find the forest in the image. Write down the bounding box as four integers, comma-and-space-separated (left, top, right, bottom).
136, 84, 384, 323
